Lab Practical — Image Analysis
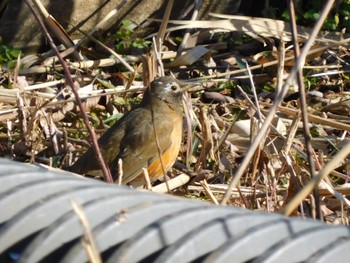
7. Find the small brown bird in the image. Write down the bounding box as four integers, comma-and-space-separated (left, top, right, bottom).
68, 76, 186, 187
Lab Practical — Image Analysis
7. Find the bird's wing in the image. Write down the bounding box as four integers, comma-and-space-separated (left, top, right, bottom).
111, 109, 176, 184
67, 108, 138, 176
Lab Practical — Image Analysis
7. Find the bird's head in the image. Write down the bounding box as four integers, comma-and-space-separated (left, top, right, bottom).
144, 76, 191, 108
151, 76, 186, 95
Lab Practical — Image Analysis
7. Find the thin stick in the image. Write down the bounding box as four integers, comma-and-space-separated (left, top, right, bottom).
152, 173, 190, 193
71, 200, 102, 263
150, 97, 170, 192
200, 179, 219, 205
289, 0, 320, 218
149, 2, 175, 191
142, 168, 152, 190
152, 37, 165, 77
276, 41, 285, 95
182, 94, 193, 167
245, 60, 263, 123
155, 0, 174, 51
117, 159, 123, 185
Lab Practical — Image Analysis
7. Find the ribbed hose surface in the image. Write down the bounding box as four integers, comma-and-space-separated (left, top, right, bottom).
0, 159, 349, 263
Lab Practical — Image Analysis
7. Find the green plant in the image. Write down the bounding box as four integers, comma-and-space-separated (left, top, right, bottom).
114, 20, 151, 52
0, 45, 20, 65
280, 0, 350, 32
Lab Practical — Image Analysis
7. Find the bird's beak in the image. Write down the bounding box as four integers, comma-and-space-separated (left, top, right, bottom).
179, 81, 201, 92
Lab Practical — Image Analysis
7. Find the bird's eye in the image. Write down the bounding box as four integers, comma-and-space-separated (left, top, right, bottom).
170, 85, 178, 91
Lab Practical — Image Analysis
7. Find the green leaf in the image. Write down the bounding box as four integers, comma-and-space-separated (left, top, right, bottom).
103, 113, 124, 124
7, 60, 18, 69
96, 78, 115, 89
0, 45, 20, 64
281, 10, 290, 21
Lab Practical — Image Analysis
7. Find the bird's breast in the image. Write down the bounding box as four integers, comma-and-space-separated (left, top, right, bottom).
146, 111, 183, 180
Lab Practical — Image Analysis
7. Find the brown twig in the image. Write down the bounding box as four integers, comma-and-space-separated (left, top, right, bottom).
195, 105, 214, 172
182, 93, 194, 168
288, 0, 320, 219
150, 94, 170, 192
155, 0, 174, 51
